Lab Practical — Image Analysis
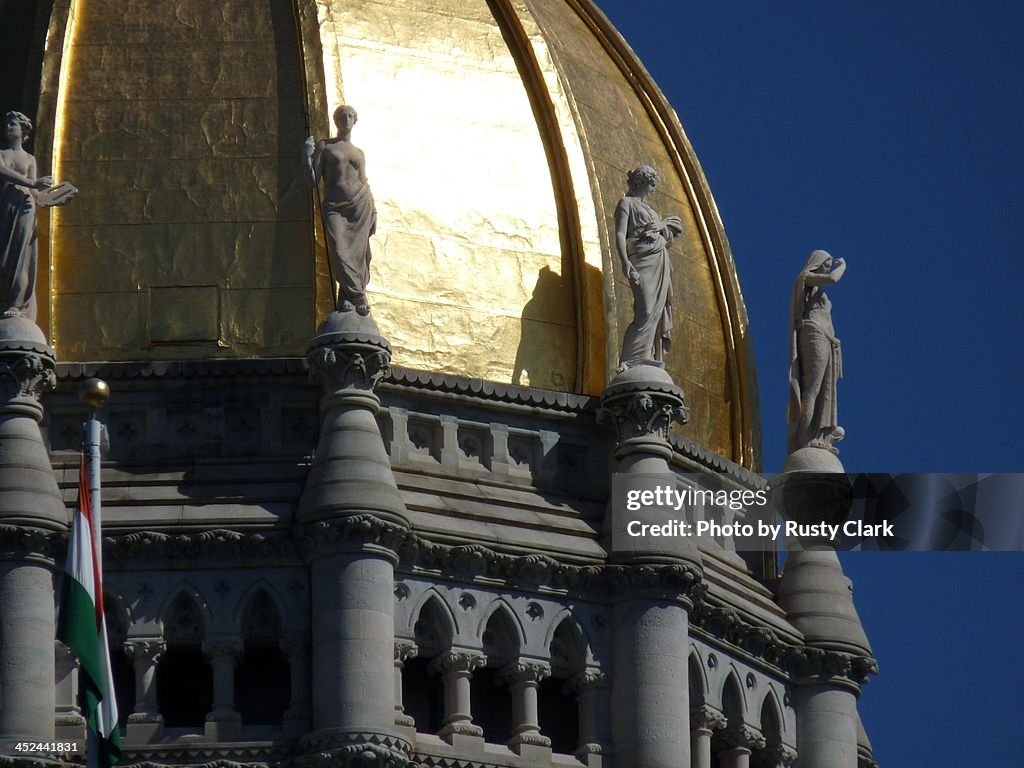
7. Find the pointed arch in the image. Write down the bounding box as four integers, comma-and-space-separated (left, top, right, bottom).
479, 601, 524, 666
411, 591, 457, 655
476, 597, 526, 647
231, 579, 289, 629
547, 615, 588, 677
159, 585, 208, 643
720, 669, 746, 724
759, 686, 786, 742
689, 648, 709, 705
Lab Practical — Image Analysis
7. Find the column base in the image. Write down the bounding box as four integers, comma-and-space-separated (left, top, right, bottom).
574, 744, 610, 768
439, 722, 484, 750
125, 713, 164, 744
55, 714, 85, 743
204, 711, 241, 741
509, 739, 552, 760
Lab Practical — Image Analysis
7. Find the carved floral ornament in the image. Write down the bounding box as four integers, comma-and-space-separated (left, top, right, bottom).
0, 350, 56, 403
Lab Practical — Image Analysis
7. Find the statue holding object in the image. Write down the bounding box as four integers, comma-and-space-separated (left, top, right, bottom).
303, 105, 377, 315
787, 250, 847, 454
0, 111, 77, 322
614, 165, 683, 370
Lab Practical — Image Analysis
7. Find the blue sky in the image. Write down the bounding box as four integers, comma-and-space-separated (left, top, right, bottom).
595, 2, 1024, 764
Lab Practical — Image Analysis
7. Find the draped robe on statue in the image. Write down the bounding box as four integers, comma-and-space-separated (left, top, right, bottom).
617, 195, 681, 368
0, 176, 38, 321
323, 181, 376, 308
787, 252, 843, 453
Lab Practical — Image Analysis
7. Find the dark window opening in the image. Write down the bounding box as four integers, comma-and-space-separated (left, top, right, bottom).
234, 643, 290, 726
471, 666, 513, 744
538, 676, 578, 753
402, 656, 444, 734
109, 646, 135, 730
156, 647, 213, 727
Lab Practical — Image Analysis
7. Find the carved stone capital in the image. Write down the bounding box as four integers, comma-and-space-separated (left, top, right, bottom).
598, 373, 689, 442
0, 524, 63, 563
719, 724, 766, 752
498, 659, 551, 686
691, 704, 727, 732
307, 314, 392, 394
295, 514, 414, 562
762, 743, 798, 767
0, 344, 56, 413
565, 668, 607, 694
394, 640, 419, 663
429, 650, 486, 677
783, 646, 878, 685
123, 638, 166, 664
202, 638, 244, 662
280, 634, 311, 661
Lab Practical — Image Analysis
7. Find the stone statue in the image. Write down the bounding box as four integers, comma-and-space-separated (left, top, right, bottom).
0, 111, 76, 322
614, 165, 682, 370
303, 105, 377, 315
787, 249, 846, 454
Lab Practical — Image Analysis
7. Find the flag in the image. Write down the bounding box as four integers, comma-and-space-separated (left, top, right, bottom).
57, 456, 122, 767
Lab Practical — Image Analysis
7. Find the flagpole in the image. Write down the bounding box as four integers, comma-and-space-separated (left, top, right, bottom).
80, 378, 110, 768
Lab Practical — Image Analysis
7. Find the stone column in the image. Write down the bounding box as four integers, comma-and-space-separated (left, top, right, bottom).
281, 633, 311, 738
717, 725, 765, 768
690, 705, 726, 768
0, 318, 64, 742
294, 312, 412, 766
124, 638, 165, 743
501, 660, 551, 757
568, 669, 611, 767
55, 642, 86, 741
203, 638, 243, 740
394, 641, 418, 728
598, 364, 702, 768
774, 448, 877, 768
431, 650, 485, 746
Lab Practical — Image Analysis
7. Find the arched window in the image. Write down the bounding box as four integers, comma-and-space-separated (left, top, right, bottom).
402, 596, 452, 734
539, 618, 585, 753
472, 608, 519, 744
234, 590, 290, 727
157, 592, 212, 728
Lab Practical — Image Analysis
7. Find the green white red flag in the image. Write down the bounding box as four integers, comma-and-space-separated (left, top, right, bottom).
57, 456, 122, 767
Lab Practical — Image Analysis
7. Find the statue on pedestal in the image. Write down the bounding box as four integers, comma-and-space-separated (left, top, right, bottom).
0, 111, 76, 322
614, 165, 683, 370
303, 105, 377, 315
787, 250, 847, 454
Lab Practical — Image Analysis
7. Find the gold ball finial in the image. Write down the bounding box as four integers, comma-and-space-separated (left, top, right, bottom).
79, 378, 110, 410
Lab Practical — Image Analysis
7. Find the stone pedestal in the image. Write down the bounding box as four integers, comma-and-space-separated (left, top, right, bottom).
295, 312, 412, 767
0, 317, 64, 742
599, 364, 702, 768
775, 447, 876, 768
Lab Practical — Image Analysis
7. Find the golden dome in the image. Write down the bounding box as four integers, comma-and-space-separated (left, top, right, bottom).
36, 0, 758, 468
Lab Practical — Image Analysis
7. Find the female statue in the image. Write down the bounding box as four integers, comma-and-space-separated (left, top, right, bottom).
303, 105, 377, 315
0, 111, 75, 322
787, 250, 847, 454
614, 165, 683, 369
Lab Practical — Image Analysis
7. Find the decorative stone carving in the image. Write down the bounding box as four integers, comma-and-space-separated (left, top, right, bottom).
295, 728, 414, 768
761, 743, 798, 767
308, 339, 391, 393
597, 371, 689, 442
613, 165, 683, 369
303, 105, 377, 314
719, 724, 766, 752
787, 250, 846, 454
566, 668, 607, 694
691, 704, 727, 733
0, 349, 55, 403
1, 111, 77, 322
498, 659, 551, 686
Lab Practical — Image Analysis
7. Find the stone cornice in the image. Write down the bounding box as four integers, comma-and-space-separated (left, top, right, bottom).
94, 516, 874, 683
0, 524, 64, 563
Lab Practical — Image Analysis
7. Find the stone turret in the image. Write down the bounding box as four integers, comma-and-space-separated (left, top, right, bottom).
775, 447, 876, 768
0, 316, 65, 741
295, 311, 412, 767
599, 363, 702, 768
